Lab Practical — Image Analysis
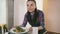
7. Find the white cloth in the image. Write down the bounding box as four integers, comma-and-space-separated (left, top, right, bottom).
32, 27, 38, 34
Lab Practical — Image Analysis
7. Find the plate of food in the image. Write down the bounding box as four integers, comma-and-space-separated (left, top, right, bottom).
10, 26, 29, 34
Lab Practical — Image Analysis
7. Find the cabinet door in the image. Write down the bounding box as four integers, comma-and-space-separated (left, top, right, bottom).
43, 0, 60, 33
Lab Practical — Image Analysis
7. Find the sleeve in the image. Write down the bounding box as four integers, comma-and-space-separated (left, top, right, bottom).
39, 11, 45, 28
22, 14, 27, 27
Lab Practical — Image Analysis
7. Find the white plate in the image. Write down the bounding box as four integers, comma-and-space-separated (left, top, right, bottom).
10, 27, 29, 34
5, 32, 8, 34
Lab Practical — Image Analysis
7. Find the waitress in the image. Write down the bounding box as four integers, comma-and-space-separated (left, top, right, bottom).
22, 0, 45, 34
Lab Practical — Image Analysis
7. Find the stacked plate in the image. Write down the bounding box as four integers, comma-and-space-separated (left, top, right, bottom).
9, 27, 29, 34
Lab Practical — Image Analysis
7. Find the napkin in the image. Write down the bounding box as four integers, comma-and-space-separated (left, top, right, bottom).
26, 22, 31, 29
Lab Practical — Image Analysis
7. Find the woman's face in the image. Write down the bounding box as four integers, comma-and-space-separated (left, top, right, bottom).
27, 1, 36, 13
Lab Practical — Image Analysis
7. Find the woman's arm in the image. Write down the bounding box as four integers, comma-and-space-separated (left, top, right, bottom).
22, 14, 28, 27
13, 14, 27, 28
38, 11, 45, 30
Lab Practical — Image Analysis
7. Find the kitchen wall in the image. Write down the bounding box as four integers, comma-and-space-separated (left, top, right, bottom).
14, 0, 26, 26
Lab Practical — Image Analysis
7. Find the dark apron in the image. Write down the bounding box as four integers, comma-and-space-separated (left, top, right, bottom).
27, 10, 45, 34
28, 17, 45, 34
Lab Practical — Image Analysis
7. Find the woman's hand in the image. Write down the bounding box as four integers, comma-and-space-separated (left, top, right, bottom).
29, 27, 33, 31
38, 26, 43, 30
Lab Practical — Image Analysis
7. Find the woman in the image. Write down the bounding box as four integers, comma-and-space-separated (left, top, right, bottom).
22, 0, 45, 34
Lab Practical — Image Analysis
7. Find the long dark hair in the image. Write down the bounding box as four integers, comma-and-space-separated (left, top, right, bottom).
27, 0, 36, 5
26, 0, 39, 22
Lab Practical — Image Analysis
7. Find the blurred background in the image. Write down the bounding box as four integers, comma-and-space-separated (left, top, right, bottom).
0, 0, 60, 34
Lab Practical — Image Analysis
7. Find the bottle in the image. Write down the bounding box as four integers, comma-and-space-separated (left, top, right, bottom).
0, 26, 2, 34
3, 24, 8, 33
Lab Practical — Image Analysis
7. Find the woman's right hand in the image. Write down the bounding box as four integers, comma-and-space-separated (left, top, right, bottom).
29, 27, 33, 31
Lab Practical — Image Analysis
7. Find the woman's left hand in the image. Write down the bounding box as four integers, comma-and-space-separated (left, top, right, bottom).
29, 27, 33, 31
38, 26, 43, 30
